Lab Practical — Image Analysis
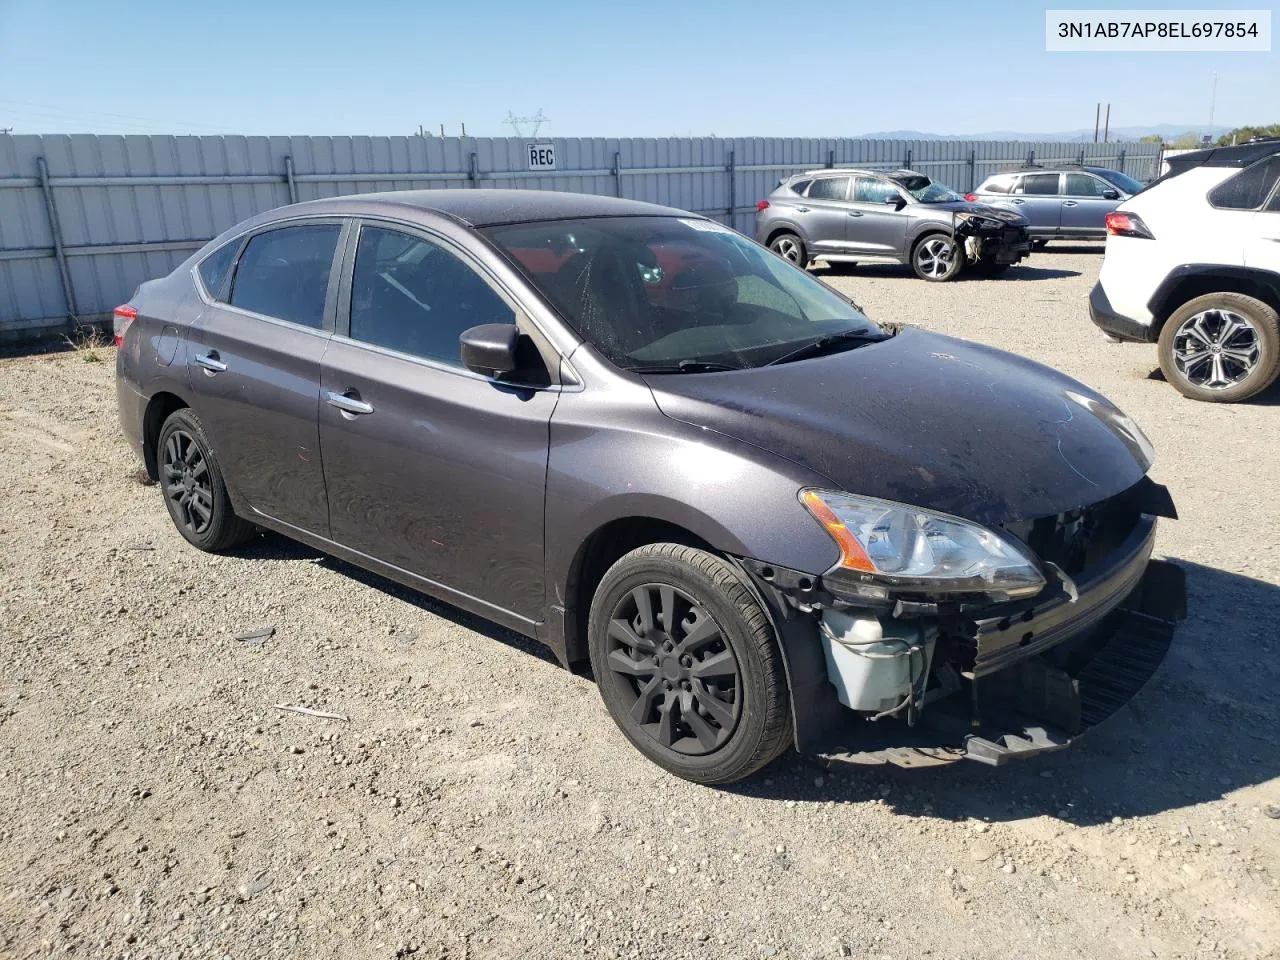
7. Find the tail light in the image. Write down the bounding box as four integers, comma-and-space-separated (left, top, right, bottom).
964, 192, 978, 202
1105, 211, 1154, 239
112, 304, 138, 347
756, 199, 770, 212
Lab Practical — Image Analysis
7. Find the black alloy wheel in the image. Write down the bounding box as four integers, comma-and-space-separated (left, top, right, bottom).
156, 408, 255, 551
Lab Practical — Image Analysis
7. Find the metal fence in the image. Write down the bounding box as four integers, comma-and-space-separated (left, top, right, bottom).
0, 134, 1161, 342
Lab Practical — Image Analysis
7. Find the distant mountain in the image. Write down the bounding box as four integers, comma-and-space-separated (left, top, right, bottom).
858, 125, 1232, 142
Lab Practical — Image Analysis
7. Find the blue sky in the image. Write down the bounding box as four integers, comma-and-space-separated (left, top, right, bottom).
0, 0, 1274, 137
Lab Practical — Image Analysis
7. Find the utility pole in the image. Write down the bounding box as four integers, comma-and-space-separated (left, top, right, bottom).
1208, 72, 1218, 142
0, 127, 12, 135
1093, 103, 1100, 143
461, 122, 467, 136
1102, 103, 1111, 143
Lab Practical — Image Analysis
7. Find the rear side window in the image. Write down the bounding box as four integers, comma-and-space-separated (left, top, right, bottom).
980, 175, 1014, 195
198, 239, 240, 301
1064, 173, 1110, 197
1021, 174, 1060, 195
806, 177, 851, 200
348, 226, 515, 366
790, 179, 813, 195
1208, 156, 1280, 210
229, 224, 341, 329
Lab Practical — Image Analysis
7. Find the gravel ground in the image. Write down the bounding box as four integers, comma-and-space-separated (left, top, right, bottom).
1, 245, 1278, 960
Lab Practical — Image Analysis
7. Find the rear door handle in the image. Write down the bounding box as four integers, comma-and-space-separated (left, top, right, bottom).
325, 390, 374, 417
193, 352, 227, 375
795, 206, 810, 213
848, 211, 863, 217
1062, 200, 1079, 207
1011, 198, 1026, 204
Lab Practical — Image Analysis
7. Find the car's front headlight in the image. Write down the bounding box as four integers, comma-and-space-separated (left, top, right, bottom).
800, 489, 1046, 600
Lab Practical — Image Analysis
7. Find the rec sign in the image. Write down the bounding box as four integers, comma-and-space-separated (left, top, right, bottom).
526, 142, 556, 170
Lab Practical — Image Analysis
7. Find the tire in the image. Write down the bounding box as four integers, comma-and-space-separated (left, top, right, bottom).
768, 232, 807, 268
587, 543, 792, 784
1157, 292, 1280, 403
911, 233, 963, 282
157, 408, 256, 551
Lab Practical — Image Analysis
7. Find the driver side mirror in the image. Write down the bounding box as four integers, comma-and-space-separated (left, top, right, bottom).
460, 324, 519, 379
1102, 188, 1120, 200
884, 195, 906, 210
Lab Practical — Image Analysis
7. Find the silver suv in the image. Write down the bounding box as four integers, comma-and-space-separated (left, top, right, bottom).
755, 168, 1031, 282
970, 165, 1146, 244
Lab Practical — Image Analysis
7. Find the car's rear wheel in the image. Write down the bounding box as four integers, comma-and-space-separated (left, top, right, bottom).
912, 234, 963, 282
768, 233, 807, 268
1157, 293, 1280, 403
157, 408, 255, 551
587, 543, 792, 784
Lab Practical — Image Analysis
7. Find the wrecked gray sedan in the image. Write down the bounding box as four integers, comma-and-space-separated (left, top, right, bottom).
116, 190, 1183, 784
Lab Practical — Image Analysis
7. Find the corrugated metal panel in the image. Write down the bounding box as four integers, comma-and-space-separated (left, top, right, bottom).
0, 133, 1162, 340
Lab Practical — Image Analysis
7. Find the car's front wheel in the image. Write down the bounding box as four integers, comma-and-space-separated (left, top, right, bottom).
768, 232, 807, 269
157, 408, 255, 551
1157, 292, 1280, 402
587, 543, 792, 784
912, 234, 963, 282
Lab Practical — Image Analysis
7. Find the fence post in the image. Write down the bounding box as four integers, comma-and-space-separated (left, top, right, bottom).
725, 149, 735, 228
826, 149, 834, 169
904, 148, 912, 170
1117, 149, 1126, 173
1027, 149, 1035, 166
611, 151, 621, 197
1077, 149, 1085, 166
36, 156, 78, 330
967, 149, 975, 191
468, 152, 478, 187
284, 155, 298, 204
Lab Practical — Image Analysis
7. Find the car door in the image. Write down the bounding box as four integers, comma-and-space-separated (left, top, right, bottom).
796, 176, 855, 253
318, 221, 558, 623
1061, 172, 1120, 236
845, 177, 911, 256
187, 219, 346, 536
1010, 173, 1063, 236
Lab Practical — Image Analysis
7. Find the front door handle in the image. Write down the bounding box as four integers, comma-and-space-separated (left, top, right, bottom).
1062, 200, 1079, 207
848, 211, 864, 217
193, 352, 227, 375
325, 390, 374, 417
1010, 198, 1026, 204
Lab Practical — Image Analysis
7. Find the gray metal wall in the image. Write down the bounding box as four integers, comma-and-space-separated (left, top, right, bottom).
0, 134, 1161, 341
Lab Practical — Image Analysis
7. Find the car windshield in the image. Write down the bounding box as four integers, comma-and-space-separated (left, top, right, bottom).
891, 174, 963, 203
482, 216, 887, 371
1094, 169, 1146, 195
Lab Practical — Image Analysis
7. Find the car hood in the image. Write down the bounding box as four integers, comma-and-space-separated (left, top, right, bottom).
643, 328, 1151, 526
928, 201, 1028, 224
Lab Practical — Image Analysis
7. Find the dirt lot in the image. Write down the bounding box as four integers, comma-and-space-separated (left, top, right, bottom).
2, 245, 1278, 960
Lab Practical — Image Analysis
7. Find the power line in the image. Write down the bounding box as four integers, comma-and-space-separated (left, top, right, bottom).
504, 109, 548, 138
0, 98, 235, 134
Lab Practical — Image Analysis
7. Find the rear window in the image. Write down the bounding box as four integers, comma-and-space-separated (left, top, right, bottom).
229, 224, 340, 329
790, 178, 813, 195
198, 239, 240, 301
1020, 174, 1060, 195
1208, 155, 1280, 210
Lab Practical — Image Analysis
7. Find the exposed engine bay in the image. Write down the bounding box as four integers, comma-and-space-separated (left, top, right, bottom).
737, 477, 1185, 767
955, 210, 1033, 268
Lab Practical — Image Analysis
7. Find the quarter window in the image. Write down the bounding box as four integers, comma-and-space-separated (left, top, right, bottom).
198, 238, 240, 301
1208, 156, 1280, 210
1021, 174, 1060, 195
348, 226, 515, 366
806, 177, 851, 201
1064, 173, 1110, 197
229, 224, 340, 329
790, 179, 813, 196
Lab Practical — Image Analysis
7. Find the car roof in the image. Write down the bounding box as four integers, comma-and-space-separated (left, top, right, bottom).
1165, 138, 1280, 174
797, 168, 891, 178
266, 189, 689, 228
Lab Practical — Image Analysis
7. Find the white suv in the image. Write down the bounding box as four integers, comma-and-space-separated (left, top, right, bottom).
1089, 139, 1280, 402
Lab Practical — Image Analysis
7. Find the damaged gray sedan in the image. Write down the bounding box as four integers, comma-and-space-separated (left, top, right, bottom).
117, 190, 1181, 785
756, 168, 1033, 280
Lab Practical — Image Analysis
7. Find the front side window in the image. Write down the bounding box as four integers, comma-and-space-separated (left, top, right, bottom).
198, 239, 240, 301
484, 216, 888, 372
806, 177, 851, 201
1064, 173, 1110, 197
853, 178, 902, 204
348, 226, 514, 365
1208, 156, 1280, 210
1020, 174, 1060, 196
229, 224, 340, 328
1095, 169, 1145, 195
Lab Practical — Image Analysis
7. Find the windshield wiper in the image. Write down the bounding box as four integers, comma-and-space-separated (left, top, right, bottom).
631, 359, 744, 374
766, 329, 879, 366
